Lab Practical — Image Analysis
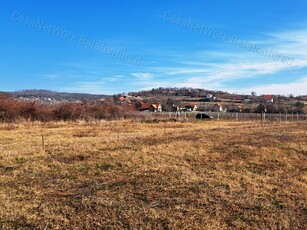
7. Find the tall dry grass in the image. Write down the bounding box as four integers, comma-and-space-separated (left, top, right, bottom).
0, 120, 306, 229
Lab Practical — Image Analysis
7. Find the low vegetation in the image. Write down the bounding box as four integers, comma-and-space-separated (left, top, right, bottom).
0, 120, 306, 229
0, 94, 139, 122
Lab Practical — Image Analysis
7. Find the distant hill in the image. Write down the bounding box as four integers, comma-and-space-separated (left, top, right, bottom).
128, 87, 225, 97
2, 88, 306, 103
128, 87, 307, 101
8, 90, 109, 102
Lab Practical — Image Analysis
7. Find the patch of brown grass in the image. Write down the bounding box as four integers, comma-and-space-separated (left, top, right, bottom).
0, 121, 306, 229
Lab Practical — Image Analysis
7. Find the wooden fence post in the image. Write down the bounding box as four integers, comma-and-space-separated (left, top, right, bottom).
42, 131, 46, 153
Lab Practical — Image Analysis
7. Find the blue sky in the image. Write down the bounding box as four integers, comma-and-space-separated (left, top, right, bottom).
1, 0, 307, 95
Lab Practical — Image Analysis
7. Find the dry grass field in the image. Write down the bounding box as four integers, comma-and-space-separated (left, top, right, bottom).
0, 120, 306, 229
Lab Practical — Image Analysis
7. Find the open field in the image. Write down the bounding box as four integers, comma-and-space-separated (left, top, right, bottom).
0, 120, 306, 229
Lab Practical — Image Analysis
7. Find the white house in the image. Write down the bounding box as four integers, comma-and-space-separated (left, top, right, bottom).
211, 103, 224, 112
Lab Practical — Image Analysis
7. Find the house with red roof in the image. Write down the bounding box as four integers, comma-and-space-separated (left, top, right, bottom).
139, 101, 151, 111
139, 102, 162, 112
150, 103, 162, 112
264, 95, 274, 103
119, 96, 132, 105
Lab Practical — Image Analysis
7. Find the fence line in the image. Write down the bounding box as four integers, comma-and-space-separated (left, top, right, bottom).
142, 111, 307, 123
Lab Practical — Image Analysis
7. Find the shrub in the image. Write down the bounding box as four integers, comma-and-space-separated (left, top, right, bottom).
0, 95, 142, 122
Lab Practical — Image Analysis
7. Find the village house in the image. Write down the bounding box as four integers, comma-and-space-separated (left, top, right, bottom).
185, 103, 198, 112
206, 94, 213, 99
150, 103, 162, 112
119, 96, 132, 105
119, 96, 135, 109
236, 105, 243, 112
172, 104, 180, 112
205, 94, 216, 101
139, 101, 151, 112
211, 103, 224, 112
139, 101, 162, 112
264, 95, 274, 103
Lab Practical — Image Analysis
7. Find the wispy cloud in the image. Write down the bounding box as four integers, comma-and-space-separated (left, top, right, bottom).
141, 28, 307, 95
40, 74, 62, 79
236, 77, 307, 96
39, 28, 307, 96
104, 75, 125, 82
131, 72, 154, 80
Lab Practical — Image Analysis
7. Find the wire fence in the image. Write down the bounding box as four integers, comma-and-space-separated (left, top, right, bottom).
142, 111, 307, 123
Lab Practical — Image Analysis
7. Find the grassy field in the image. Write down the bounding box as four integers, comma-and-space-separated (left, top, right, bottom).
0, 120, 306, 229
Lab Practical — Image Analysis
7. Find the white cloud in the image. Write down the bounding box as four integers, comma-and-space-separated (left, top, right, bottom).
235, 77, 307, 96
131, 72, 154, 80
42, 28, 307, 95
105, 75, 125, 82
146, 28, 307, 94
61, 81, 109, 94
